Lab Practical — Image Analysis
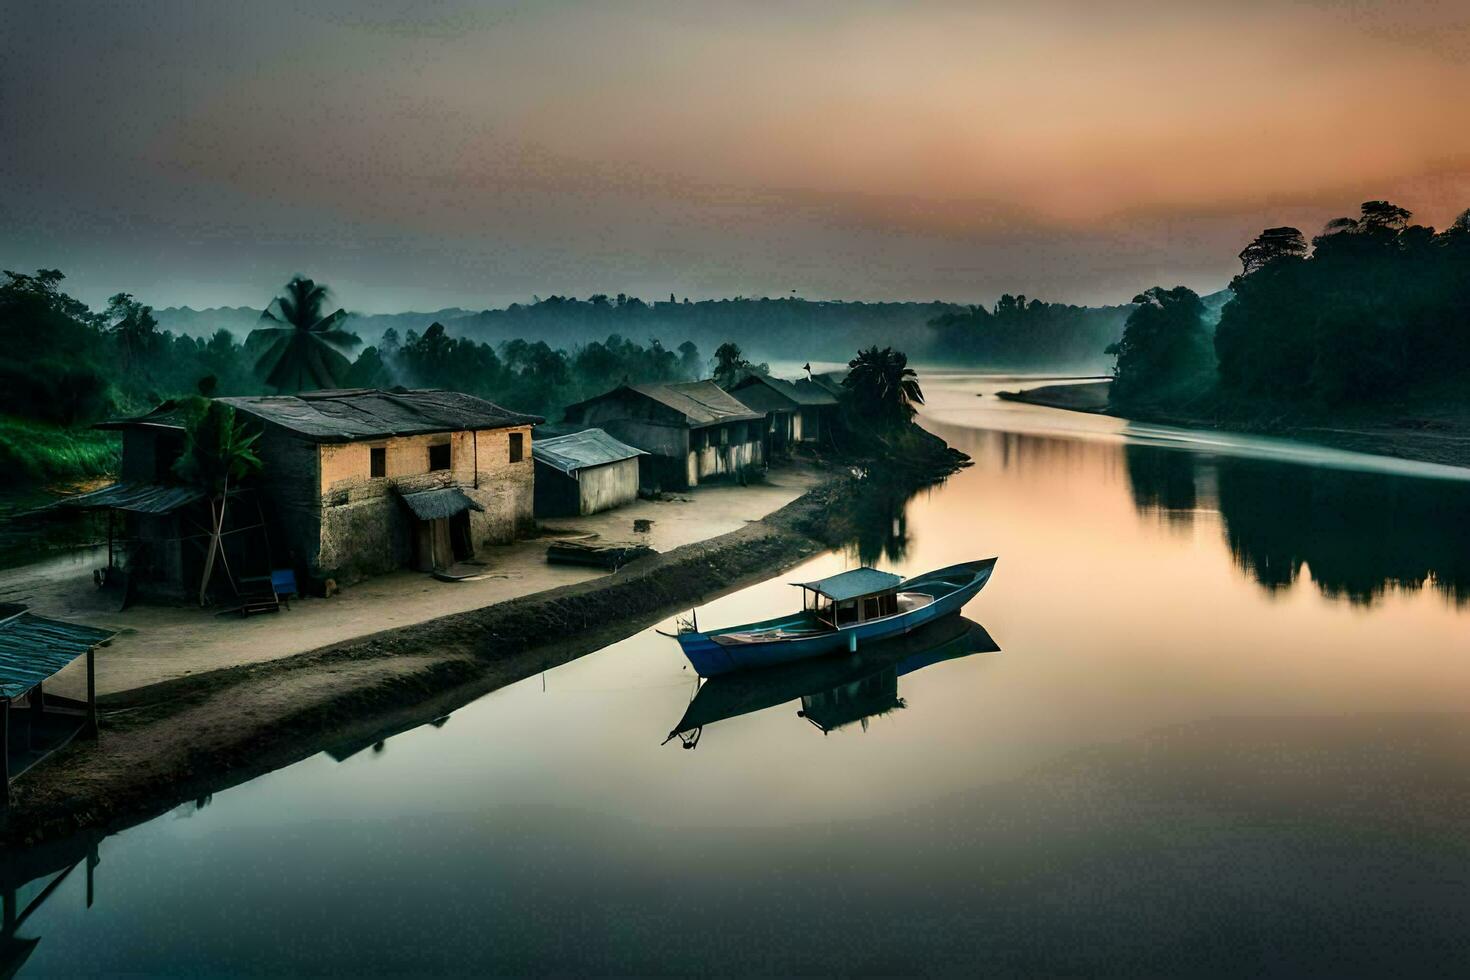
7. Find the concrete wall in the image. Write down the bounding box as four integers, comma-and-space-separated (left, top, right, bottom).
296, 425, 533, 586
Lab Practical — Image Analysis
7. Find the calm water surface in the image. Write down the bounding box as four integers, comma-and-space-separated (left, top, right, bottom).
8, 376, 1470, 975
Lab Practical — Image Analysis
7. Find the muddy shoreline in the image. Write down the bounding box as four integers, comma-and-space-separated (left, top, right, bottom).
1, 443, 965, 847
999, 380, 1470, 470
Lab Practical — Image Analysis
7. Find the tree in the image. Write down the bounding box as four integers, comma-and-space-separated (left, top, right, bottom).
1358, 200, 1413, 234
1106, 286, 1211, 405
711, 342, 749, 385
1237, 227, 1308, 277
251, 276, 359, 392
172, 399, 263, 605
104, 292, 160, 374
843, 346, 924, 426
677, 340, 702, 379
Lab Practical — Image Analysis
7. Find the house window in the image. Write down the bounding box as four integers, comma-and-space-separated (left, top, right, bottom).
370, 447, 386, 479
509, 432, 524, 463
428, 443, 451, 471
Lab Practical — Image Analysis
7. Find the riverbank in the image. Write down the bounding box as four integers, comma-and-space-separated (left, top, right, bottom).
998, 380, 1470, 470
1, 437, 968, 845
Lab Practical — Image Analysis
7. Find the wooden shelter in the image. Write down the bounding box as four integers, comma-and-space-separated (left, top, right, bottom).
0, 604, 113, 809
723, 372, 838, 454
561, 381, 763, 491
532, 428, 645, 517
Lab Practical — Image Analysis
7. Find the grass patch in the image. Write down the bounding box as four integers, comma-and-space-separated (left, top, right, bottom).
0, 415, 119, 488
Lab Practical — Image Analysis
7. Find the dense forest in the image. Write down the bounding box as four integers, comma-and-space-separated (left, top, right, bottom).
1108, 201, 1470, 412
926, 295, 1132, 373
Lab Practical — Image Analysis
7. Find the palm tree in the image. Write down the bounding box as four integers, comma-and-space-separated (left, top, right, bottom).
843, 346, 924, 426
253, 276, 359, 391
173, 399, 263, 605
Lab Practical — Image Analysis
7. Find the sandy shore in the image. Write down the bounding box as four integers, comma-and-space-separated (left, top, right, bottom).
998, 379, 1470, 470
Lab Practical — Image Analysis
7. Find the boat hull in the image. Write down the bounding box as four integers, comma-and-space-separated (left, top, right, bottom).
677, 558, 997, 676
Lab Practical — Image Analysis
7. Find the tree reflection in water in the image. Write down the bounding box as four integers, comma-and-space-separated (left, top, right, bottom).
1124, 444, 1470, 606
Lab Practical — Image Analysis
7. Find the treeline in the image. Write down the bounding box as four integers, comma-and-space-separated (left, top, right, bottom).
926, 295, 1131, 373
347, 323, 701, 418
1109, 201, 1470, 409
0, 270, 707, 482
154, 294, 968, 364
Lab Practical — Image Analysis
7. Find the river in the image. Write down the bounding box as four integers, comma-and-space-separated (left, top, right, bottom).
5, 375, 1470, 975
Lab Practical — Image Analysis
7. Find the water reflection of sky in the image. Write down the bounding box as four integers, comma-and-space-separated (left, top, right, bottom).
8, 375, 1470, 974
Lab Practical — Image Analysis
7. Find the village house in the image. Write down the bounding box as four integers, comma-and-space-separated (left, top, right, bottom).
561, 381, 764, 491
722, 373, 839, 454
65, 388, 541, 598
531, 428, 646, 518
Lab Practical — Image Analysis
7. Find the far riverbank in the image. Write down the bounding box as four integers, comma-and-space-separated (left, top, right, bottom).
998, 380, 1470, 471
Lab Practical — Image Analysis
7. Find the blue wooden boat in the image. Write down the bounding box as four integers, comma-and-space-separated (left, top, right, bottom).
676, 557, 997, 676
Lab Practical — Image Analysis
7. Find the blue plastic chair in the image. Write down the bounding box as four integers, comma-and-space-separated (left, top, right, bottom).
270, 569, 299, 608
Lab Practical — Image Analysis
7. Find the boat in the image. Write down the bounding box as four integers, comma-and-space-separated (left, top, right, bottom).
675, 557, 997, 676
665, 615, 999, 748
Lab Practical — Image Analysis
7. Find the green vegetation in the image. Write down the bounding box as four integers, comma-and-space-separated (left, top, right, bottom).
842, 346, 924, 426
1108, 201, 1470, 415
0, 269, 711, 486
1105, 287, 1214, 407
0, 416, 118, 487
928, 295, 1131, 373
252, 277, 358, 391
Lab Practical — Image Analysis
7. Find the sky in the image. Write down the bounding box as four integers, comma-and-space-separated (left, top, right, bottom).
2, 0, 1468, 312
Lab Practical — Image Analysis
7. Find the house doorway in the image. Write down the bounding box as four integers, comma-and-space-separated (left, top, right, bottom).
414, 511, 473, 571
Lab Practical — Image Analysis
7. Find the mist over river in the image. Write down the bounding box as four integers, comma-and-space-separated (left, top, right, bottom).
7, 375, 1470, 976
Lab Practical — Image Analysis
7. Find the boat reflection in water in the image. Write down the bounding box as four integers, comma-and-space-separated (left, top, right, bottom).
665, 615, 998, 748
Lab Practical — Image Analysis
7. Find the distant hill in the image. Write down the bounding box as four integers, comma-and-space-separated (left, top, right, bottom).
153, 306, 480, 346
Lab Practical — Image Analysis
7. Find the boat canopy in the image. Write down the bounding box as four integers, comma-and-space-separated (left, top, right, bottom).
791, 567, 902, 602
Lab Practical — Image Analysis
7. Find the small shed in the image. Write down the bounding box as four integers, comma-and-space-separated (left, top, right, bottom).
532, 428, 646, 517
561, 381, 764, 491
0, 604, 114, 807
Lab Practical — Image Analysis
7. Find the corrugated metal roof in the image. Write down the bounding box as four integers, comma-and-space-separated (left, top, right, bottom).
218, 389, 544, 443
627, 381, 762, 427
398, 486, 484, 521
798, 374, 846, 399
0, 605, 115, 700
792, 567, 903, 602
786, 376, 841, 406
728, 373, 837, 410
93, 400, 191, 431
34, 481, 205, 516
532, 428, 645, 475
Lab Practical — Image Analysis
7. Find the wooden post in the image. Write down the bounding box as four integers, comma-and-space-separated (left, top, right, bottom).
107, 509, 114, 570
85, 647, 98, 740
87, 838, 98, 908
